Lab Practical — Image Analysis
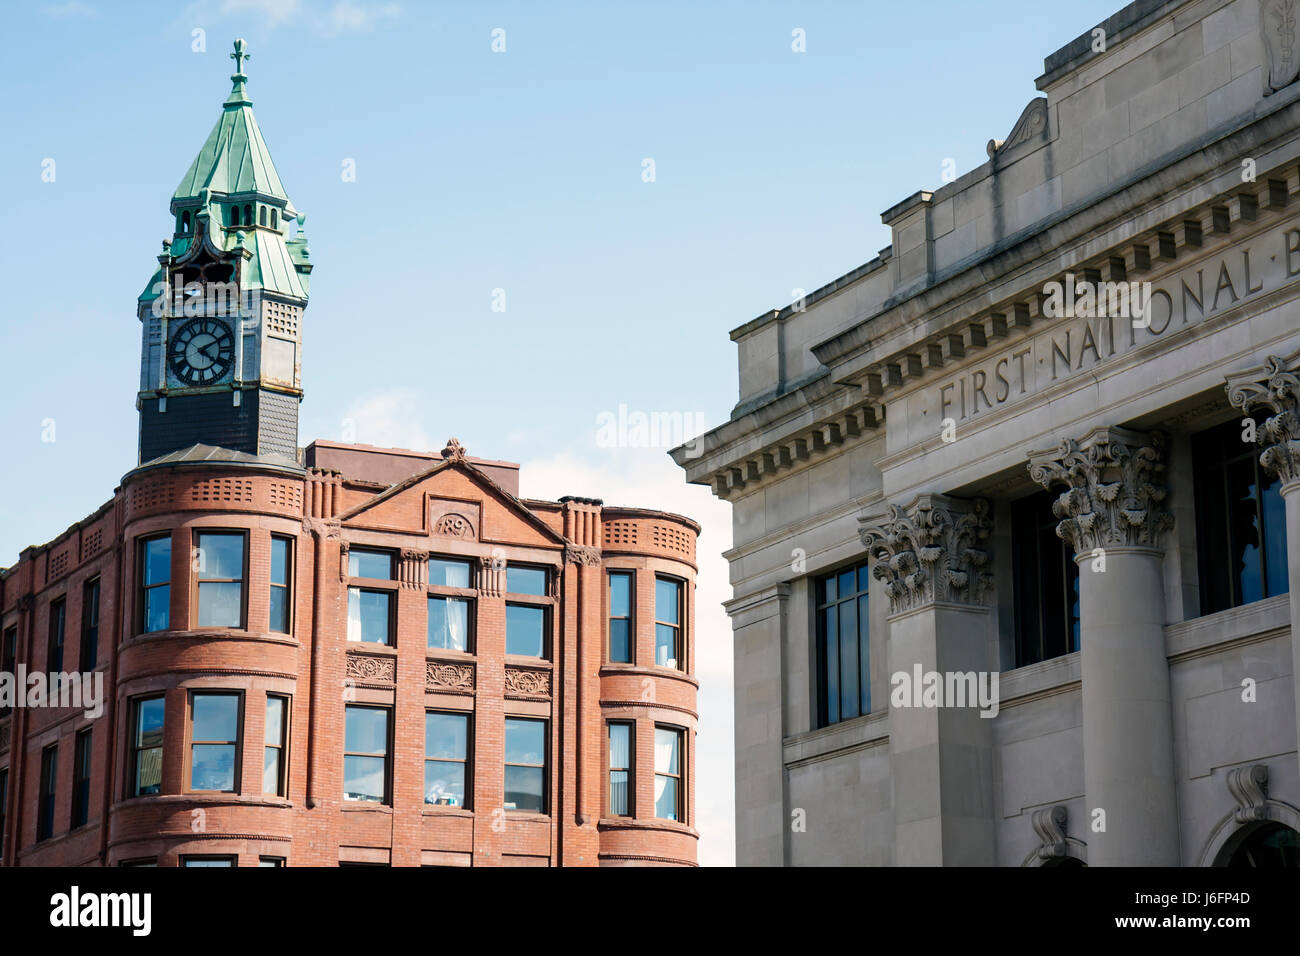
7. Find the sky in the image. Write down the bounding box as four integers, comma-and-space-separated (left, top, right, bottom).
1, 0, 1126, 866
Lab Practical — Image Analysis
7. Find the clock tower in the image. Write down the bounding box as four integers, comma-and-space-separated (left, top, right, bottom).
136, 39, 311, 465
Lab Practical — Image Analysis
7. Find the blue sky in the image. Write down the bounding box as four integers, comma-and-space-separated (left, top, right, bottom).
1, 0, 1125, 865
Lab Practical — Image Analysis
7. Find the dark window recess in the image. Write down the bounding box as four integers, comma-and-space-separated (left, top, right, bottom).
82, 578, 100, 668
815, 562, 870, 728
37, 745, 57, 842
1193, 416, 1289, 615
1011, 490, 1080, 667
72, 729, 92, 828
48, 598, 66, 673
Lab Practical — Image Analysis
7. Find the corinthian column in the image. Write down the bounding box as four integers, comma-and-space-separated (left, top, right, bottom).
1226, 350, 1300, 776
860, 494, 995, 865
1028, 427, 1179, 866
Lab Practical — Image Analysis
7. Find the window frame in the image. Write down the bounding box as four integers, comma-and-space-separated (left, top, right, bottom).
138, 534, 172, 635
504, 601, 550, 659
427, 555, 476, 654
503, 716, 548, 815
1192, 415, 1290, 615
343, 704, 392, 805
1, 626, 16, 718
185, 690, 244, 795
347, 586, 396, 646
814, 561, 871, 728
37, 743, 57, 842
129, 695, 165, 798
607, 720, 634, 817
1010, 491, 1081, 668
192, 530, 249, 630
81, 577, 101, 669
653, 575, 685, 671
48, 597, 66, 673
0, 767, 8, 863
72, 727, 92, 829
423, 709, 472, 809
264, 694, 289, 797
348, 547, 396, 581
607, 570, 634, 664
269, 535, 294, 635
653, 724, 685, 823
182, 855, 236, 867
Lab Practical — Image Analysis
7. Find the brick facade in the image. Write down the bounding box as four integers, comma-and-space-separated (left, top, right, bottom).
0, 443, 699, 866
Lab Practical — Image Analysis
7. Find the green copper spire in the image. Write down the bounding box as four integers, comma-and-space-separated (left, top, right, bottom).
225, 37, 252, 107
173, 39, 288, 205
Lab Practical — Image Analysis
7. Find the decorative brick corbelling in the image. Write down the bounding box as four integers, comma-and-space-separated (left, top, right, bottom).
1226, 351, 1300, 484
1027, 426, 1172, 554
858, 494, 993, 615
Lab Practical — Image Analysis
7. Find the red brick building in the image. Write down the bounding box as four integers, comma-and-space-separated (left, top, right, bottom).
0, 42, 699, 868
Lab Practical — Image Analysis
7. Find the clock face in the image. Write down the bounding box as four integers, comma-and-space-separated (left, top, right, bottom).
169, 318, 235, 386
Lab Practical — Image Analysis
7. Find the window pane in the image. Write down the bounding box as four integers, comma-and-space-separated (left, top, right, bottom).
839, 596, 859, 721
504, 766, 544, 812
1262, 475, 1289, 598
349, 549, 393, 579
136, 698, 165, 747
823, 604, 839, 725
263, 748, 282, 794
505, 718, 544, 764
428, 558, 471, 588
198, 581, 243, 627
425, 762, 466, 806
838, 569, 855, 600
197, 533, 243, 580
265, 697, 285, 745
609, 723, 630, 768
506, 604, 545, 656
345, 707, 388, 754
428, 597, 469, 651
193, 694, 239, 741
654, 728, 680, 774
655, 579, 680, 625
348, 589, 391, 644
343, 756, 385, 802
183, 857, 233, 867
144, 537, 171, 586
269, 586, 290, 633
610, 770, 629, 816
507, 566, 547, 596
425, 712, 468, 760
609, 572, 631, 617
144, 585, 170, 632
191, 744, 236, 791
655, 624, 678, 668
654, 776, 679, 821
270, 537, 290, 586
609, 619, 630, 662
1227, 456, 1264, 604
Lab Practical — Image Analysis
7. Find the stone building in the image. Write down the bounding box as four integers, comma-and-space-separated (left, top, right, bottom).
675, 0, 1300, 866
0, 43, 700, 867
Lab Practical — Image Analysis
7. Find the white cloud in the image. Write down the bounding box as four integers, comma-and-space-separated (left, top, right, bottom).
320, 0, 401, 36
218, 0, 303, 28
341, 388, 435, 452
520, 448, 736, 867
42, 1, 99, 18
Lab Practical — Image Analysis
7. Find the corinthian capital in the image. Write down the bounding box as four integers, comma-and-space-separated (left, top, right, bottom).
857, 494, 993, 615
1027, 426, 1172, 554
1225, 351, 1300, 484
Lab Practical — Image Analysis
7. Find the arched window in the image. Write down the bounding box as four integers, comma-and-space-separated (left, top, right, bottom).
271, 209, 278, 230
181, 211, 191, 234
244, 204, 253, 225
259, 206, 267, 226
1224, 822, 1300, 868
230, 205, 239, 226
